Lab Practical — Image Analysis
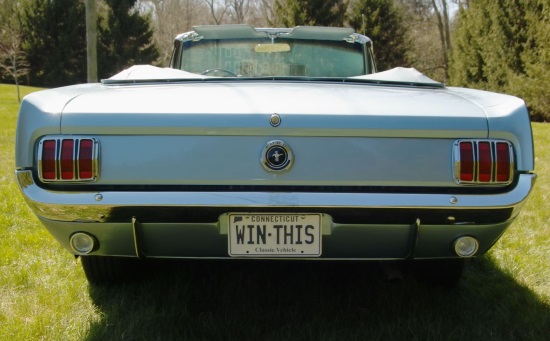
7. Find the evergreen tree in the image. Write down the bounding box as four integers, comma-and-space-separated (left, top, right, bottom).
98, 0, 160, 78
273, 0, 347, 27
448, 4, 485, 87
19, 0, 160, 86
507, 0, 550, 121
450, 0, 549, 120
451, 0, 527, 90
20, 0, 87, 87
348, 0, 410, 71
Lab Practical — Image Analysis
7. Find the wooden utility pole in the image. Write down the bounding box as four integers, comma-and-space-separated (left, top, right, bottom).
86, 0, 98, 83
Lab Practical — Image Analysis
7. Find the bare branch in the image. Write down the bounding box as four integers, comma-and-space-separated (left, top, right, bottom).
204, 0, 229, 25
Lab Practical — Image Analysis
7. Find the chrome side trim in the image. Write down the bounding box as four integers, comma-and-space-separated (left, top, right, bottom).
16, 170, 536, 223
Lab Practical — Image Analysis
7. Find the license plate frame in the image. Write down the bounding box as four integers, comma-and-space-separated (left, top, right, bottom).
228, 213, 322, 257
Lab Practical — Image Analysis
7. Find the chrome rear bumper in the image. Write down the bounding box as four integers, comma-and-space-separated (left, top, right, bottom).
17, 170, 535, 259
16, 170, 536, 224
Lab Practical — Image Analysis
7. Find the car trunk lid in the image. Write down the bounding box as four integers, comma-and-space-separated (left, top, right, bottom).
61, 81, 488, 138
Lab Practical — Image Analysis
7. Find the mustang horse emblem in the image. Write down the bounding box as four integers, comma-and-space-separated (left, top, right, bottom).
261, 140, 293, 172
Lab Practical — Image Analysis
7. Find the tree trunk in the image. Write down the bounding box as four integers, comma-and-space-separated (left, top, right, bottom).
431, 0, 449, 82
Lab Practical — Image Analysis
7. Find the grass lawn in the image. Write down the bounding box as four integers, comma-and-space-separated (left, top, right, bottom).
0, 83, 548, 340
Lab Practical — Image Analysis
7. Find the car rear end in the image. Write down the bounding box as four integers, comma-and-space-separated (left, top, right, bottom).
15, 77, 535, 286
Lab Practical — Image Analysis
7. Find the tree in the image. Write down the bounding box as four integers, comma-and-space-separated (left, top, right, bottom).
20, 0, 87, 87
449, 0, 550, 121
397, 0, 453, 82
147, 0, 210, 66
450, 0, 527, 89
204, 0, 229, 25
348, 0, 410, 71
0, 0, 29, 102
273, 0, 347, 27
260, 0, 276, 24
430, 0, 452, 81
98, 0, 160, 78
504, 0, 550, 121
228, 0, 252, 23
203, 0, 270, 26
0, 31, 29, 102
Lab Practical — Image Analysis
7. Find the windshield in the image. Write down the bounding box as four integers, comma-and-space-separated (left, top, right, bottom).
175, 38, 368, 77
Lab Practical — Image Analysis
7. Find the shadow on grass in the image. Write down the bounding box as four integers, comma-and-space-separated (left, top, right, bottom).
86, 258, 549, 340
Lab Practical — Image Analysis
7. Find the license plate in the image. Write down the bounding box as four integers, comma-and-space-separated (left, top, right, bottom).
228, 213, 322, 257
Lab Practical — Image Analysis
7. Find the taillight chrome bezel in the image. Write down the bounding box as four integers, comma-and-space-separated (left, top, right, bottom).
453, 139, 514, 185
38, 136, 100, 183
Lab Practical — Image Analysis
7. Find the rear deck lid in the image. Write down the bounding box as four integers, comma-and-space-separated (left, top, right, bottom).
60, 79, 488, 138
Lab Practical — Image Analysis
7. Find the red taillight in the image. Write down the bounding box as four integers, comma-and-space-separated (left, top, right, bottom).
39, 137, 98, 182
496, 142, 511, 182
477, 141, 492, 182
455, 139, 513, 184
459, 141, 474, 182
78, 139, 94, 179
60, 139, 75, 180
41, 140, 57, 180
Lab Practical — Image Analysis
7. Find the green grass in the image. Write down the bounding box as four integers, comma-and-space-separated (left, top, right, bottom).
1, 83, 548, 340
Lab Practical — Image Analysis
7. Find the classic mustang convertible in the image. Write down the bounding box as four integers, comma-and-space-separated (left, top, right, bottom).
15, 25, 536, 285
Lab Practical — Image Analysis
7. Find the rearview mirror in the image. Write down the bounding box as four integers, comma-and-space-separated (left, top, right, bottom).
255, 43, 291, 53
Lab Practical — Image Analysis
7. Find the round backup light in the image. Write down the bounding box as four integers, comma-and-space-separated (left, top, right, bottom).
70, 232, 96, 254
453, 236, 479, 257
